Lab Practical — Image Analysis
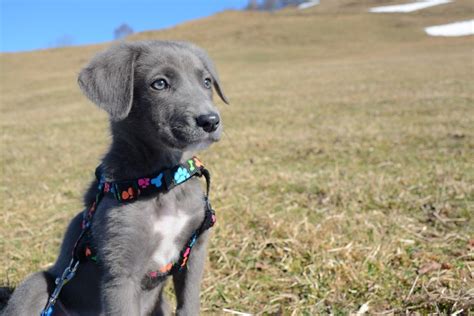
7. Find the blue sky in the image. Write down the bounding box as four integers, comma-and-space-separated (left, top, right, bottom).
0, 0, 248, 52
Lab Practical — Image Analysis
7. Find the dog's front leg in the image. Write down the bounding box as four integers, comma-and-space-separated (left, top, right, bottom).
173, 232, 209, 316
102, 276, 141, 316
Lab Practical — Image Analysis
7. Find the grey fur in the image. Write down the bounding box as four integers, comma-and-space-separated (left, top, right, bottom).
3, 40, 227, 316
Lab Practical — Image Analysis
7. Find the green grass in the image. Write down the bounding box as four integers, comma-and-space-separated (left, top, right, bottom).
1, 0, 473, 314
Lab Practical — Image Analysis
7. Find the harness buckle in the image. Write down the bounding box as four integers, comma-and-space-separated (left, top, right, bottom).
41, 259, 80, 316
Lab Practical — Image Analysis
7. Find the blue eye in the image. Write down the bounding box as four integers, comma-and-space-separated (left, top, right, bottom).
151, 79, 169, 90
203, 78, 212, 89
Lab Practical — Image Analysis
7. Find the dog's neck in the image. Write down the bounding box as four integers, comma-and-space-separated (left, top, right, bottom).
100, 124, 192, 181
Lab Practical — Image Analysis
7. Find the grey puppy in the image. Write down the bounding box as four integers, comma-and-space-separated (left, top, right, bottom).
3, 40, 228, 316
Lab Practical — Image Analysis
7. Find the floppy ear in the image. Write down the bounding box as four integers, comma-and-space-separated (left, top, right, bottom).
210, 63, 230, 105
78, 43, 139, 121
184, 44, 229, 104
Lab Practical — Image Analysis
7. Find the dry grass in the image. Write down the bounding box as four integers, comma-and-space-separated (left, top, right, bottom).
1, 0, 473, 314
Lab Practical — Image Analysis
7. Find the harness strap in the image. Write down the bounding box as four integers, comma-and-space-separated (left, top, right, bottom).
97, 156, 206, 203
41, 157, 216, 315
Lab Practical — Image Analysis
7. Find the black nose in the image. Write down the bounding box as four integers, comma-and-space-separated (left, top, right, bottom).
196, 113, 220, 133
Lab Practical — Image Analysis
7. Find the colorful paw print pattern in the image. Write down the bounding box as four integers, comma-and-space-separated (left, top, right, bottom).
138, 178, 150, 188
121, 187, 135, 200
174, 167, 191, 184
150, 173, 163, 188
173, 157, 202, 184
103, 182, 111, 192
187, 157, 203, 172
98, 157, 205, 202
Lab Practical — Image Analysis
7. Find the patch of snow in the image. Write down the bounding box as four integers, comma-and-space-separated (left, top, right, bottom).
370, 0, 452, 13
298, 0, 320, 10
425, 19, 474, 36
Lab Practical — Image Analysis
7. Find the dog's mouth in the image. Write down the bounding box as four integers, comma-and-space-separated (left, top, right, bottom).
148, 111, 222, 151
175, 127, 221, 142
169, 124, 222, 150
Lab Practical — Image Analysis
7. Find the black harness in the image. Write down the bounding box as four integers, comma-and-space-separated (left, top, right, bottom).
41, 157, 216, 316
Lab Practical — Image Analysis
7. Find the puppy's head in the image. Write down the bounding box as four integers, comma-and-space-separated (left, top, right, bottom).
78, 41, 228, 151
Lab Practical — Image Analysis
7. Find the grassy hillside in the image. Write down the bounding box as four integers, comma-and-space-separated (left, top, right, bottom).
1, 0, 473, 314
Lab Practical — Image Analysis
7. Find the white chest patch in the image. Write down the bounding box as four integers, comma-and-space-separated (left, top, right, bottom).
152, 210, 191, 267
